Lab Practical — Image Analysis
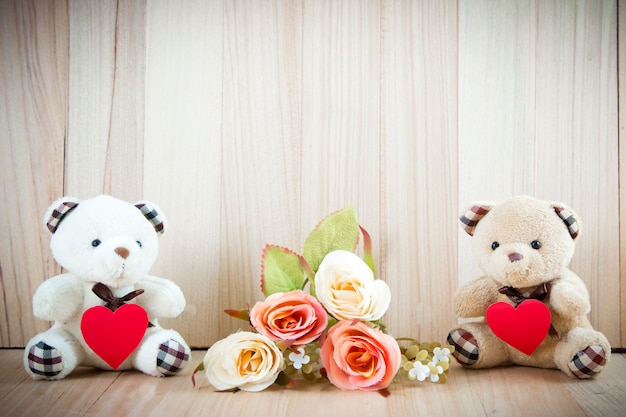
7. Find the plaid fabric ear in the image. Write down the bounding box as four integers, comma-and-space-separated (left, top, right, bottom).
553, 205, 580, 240
135, 202, 166, 235
46, 199, 79, 233
459, 204, 492, 236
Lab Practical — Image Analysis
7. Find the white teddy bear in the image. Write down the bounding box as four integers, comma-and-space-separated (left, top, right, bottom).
24, 195, 191, 379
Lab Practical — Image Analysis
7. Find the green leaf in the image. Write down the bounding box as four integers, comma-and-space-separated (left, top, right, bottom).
224, 309, 250, 321
260, 245, 306, 296
191, 361, 205, 388
359, 225, 377, 277
303, 207, 360, 272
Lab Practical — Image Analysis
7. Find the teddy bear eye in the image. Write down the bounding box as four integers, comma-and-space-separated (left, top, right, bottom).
491, 242, 499, 250
531, 240, 542, 250
91, 239, 102, 247
136, 240, 142, 248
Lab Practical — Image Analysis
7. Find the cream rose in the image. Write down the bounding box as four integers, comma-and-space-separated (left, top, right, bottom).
203, 331, 284, 392
314, 250, 391, 321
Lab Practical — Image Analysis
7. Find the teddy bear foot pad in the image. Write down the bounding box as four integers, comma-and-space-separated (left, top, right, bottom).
27, 341, 64, 378
568, 345, 607, 379
156, 338, 190, 376
447, 328, 479, 366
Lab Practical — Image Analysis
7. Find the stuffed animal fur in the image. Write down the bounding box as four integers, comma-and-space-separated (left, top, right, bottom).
24, 195, 191, 379
447, 195, 610, 379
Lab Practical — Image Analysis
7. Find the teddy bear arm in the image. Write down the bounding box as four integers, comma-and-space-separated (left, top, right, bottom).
32, 274, 84, 322
453, 276, 500, 318
135, 276, 186, 318
549, 272, 591, 317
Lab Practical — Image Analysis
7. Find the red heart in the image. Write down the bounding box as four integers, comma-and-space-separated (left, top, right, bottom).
80, 304, 148, 369
486, 299, 551, 355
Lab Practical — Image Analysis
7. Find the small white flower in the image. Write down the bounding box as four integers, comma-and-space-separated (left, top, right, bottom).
408, 361, 431, 381
428, 362, 444, 382
432, 347, 451, 363
288, 347, 311, 370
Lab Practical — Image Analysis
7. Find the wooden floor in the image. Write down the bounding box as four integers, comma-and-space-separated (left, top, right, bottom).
1, 349, 624, 417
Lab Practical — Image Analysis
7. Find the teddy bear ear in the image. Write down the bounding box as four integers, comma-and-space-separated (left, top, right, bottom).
551, 203, 581, 240
459, 202, 494, 236
134, 200, 167, 235
44, 197, 81, 234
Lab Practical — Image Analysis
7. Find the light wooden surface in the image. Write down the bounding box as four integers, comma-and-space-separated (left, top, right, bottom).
0, 0, 623, 351
0, 349, 624, 417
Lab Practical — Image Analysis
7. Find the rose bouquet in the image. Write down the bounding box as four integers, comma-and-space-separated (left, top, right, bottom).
193, 207, 453, 393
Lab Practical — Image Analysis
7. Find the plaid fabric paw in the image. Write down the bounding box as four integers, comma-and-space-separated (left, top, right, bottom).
156, 339, 190, 376
27, 341, 63, 377
568, 345, 607, 379
447, 328, 479, 366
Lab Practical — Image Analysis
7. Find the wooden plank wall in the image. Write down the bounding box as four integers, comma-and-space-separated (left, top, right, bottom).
0, 0, 622, 349
617, 3, 626, 346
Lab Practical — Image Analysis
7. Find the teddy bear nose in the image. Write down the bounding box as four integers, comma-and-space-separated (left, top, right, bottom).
114, 247, 130, 259
508, 252, 523, 262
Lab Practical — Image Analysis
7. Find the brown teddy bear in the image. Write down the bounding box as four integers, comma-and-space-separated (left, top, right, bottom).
447, 195, 610, 379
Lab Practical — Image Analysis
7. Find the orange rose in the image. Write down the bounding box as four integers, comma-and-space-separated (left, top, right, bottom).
320, 320, 401, 391
250, 290, 328, 346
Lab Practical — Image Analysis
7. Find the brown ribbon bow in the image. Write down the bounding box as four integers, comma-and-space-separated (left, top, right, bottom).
498, 284, 560, 339
92, 282, 144, 312
91, 283, 154, 327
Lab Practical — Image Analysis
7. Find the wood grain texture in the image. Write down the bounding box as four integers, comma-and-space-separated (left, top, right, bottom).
219, 0, 304, 340
0, 0, 67, 347
143, 0, 224, 347
1, 349, 625, 417
301, 0, 381, 232
301, 0, 381, 233
381, 0, 459, 340
65, 0, 145, 200
300, 0, 383, 331
0, 0, 623, 349
617, 2, 626, 346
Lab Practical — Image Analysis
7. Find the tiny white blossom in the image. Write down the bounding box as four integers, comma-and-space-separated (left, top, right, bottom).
288, 347, 311, 370
408, 362, 430, 381
432, 347, 451, 363
428, 362, 444, 382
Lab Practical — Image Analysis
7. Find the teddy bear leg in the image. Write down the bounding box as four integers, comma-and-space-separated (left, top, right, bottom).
554, 327, 610, 379
133, 327, 191, 377
447, 322, 508, 368
23, 327, 84, 380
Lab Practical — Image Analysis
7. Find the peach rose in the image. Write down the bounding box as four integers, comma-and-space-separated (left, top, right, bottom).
250, 290, 328, 346
203, 331, 284, 392
320, 320, 401, 391
314, 250, 391, 321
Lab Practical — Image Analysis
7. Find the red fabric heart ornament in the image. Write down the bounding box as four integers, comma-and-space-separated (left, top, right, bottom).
486, 299, 551, 355
80, 304, 148, 369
